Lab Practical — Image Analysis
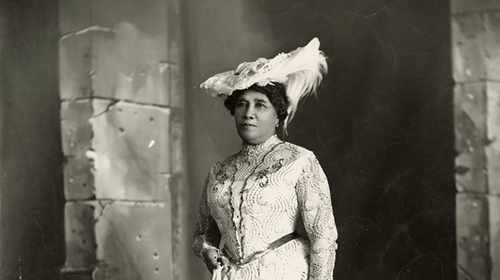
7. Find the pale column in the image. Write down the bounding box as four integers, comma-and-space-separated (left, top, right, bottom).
59, 0, 188, 279
452, 0, 500, 279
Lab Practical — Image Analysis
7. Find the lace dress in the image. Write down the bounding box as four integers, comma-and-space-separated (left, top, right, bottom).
192, 135, 338, 280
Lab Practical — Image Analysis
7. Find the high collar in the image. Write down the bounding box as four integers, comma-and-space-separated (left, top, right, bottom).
241, 135, 282, 157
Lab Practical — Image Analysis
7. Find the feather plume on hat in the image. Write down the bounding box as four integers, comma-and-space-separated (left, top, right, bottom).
200, 38, 328, 131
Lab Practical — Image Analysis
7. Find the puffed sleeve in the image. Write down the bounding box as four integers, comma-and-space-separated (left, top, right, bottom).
192, 168, 222, 260
296, 154, 338, 280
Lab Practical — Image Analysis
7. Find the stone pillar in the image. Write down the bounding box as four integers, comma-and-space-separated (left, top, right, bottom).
452, 1, 500, 279
58, 0, 188, 279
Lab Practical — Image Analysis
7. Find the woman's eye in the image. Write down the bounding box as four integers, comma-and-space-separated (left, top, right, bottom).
236, 102, 247, 107
256, 103, 266, 108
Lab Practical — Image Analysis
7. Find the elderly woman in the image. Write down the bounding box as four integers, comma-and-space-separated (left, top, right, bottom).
192, 38, 338, 280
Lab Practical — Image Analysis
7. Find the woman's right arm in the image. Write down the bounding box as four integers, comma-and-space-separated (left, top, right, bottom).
192, 169, 222, 270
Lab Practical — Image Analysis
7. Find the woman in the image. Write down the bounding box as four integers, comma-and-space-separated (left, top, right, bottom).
193, 38, 338, 280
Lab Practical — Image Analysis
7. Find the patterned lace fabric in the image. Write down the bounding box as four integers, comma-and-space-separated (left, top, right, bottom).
192, 135, 338, 280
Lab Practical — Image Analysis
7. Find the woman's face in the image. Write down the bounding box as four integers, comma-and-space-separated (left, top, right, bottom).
234, 90, 279, 145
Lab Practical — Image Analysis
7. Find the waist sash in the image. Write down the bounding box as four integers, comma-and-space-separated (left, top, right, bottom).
224, 231, 301, 266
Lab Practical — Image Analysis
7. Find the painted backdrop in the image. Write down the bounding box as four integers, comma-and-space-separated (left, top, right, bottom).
184, 1, 455, 280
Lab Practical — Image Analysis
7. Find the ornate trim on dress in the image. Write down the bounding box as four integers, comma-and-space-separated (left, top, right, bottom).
240, 135, 282, 157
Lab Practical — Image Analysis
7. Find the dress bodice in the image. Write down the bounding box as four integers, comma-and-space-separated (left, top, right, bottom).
193, 135, 337, 280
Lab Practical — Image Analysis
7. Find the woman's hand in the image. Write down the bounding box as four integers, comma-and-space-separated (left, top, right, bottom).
203, 249, 230, 274
203, 249, 219, 272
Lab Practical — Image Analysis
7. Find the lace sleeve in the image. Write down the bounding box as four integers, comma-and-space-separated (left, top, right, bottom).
296, 154, 338, 280
192, 168, 221, 260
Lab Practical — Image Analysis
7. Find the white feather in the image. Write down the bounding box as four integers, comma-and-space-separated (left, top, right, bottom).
257, 38, 327, 131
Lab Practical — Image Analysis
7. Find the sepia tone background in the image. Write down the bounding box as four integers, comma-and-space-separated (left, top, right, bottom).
0, 0, 499, 279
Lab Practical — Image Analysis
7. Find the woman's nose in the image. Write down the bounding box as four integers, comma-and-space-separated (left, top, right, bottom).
244, 106, 255, 119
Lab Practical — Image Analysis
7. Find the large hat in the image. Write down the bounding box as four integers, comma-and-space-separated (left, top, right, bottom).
200, 38, 328, 130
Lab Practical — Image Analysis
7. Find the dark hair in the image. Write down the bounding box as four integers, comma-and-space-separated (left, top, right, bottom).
224, 83, 290, 122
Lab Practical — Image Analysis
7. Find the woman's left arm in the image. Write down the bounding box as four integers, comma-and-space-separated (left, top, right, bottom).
296, 154, 338, 280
